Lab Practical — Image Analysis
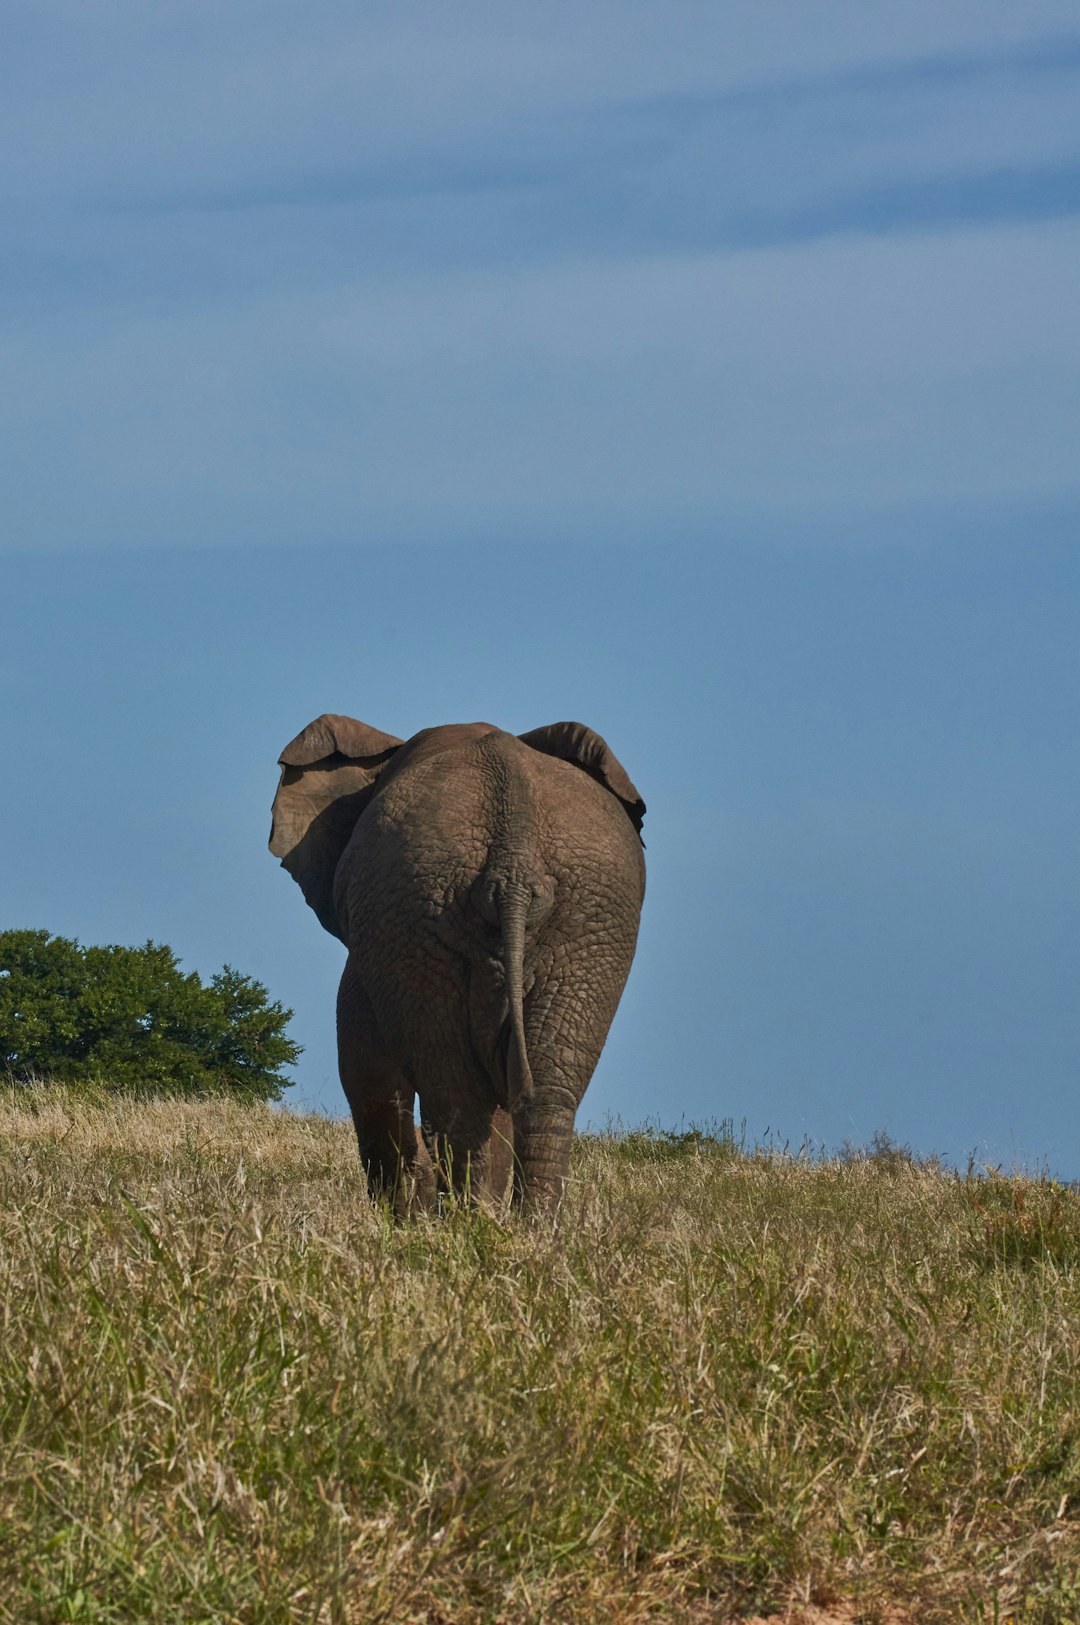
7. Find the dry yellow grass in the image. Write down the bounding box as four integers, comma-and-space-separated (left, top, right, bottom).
1, 1086, 1079, 1622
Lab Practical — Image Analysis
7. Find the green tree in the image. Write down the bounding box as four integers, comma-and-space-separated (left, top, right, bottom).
0, 930, 300, 1100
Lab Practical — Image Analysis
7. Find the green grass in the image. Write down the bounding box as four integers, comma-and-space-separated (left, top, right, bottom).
1, 1088, 1079, 1622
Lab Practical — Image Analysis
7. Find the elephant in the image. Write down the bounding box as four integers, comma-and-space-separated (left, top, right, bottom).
269, 716, 645, 1215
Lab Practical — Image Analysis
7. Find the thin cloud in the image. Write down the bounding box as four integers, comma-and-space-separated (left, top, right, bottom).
89, 34, 1080, 266
2, 7, 1078, 549
622, 31, 1080, 119
108, 160, 562, 218
3, 222, 1078, 550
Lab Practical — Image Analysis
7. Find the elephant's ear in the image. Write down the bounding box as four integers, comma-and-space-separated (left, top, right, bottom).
519, 721, 645, 837
270, 714, 404, 940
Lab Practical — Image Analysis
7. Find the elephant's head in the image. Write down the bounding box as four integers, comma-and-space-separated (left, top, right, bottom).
270, 715, 645, 941
269, 715, 404, 940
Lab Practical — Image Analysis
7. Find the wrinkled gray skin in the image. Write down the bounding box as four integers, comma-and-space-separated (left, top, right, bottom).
269, 717, 645, 1215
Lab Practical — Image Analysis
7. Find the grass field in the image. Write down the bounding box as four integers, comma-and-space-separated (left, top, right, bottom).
1, 1087, 1078, 1623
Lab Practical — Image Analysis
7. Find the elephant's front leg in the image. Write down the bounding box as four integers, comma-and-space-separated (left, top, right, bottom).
337, 959, 432, 1215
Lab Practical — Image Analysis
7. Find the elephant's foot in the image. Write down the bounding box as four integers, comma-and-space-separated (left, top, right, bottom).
364, 1155, 434, 1218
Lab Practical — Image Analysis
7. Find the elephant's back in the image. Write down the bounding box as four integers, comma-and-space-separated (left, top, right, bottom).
331, 725, 644, 1094
333, 726, 643, 942
514, 739, 644, 888
381, 728, 640, 883
333, 734, 500, 937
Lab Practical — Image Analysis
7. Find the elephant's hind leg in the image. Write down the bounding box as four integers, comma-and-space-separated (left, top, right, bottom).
511, 1090, 577, 1216
337, 959, 432, 1214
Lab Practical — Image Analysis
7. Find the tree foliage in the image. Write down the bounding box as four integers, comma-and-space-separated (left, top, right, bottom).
0, 930, 300, 1100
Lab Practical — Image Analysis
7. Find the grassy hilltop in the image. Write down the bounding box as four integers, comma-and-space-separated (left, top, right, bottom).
1, 1090, 1078, 1623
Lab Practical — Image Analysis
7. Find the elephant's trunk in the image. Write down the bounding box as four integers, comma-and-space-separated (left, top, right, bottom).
498, 881, 534, 1111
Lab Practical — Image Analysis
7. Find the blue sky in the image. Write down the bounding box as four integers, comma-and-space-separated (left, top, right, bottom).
3, 2, 1078, 1171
